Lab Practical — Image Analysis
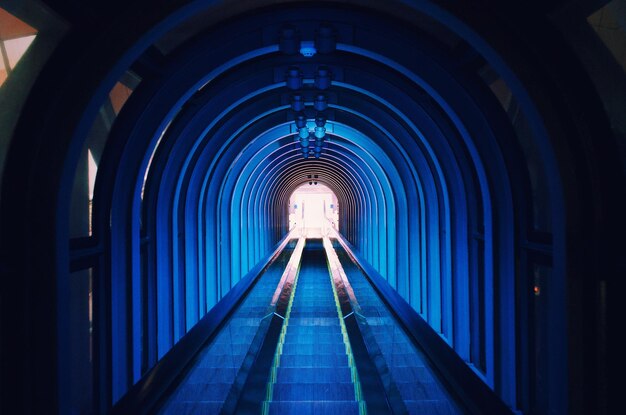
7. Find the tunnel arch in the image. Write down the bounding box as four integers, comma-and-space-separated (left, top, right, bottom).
1, 2, 624, 415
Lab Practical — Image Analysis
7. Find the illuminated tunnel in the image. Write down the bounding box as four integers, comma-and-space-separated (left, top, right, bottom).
1, 1, 625, 415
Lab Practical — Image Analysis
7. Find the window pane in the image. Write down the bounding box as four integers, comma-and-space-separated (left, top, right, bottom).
0, 8, 38, 87
109, 81, 133, 114
0, 51, 6, 85
0, 8, 37, 40
588, 1, 626, 72
4, 35, 35, 68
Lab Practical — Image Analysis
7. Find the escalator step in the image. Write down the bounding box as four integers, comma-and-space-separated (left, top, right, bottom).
386, 366, 435, 382
335, 244, 466, 414
285, 325, 342, 335
279, 353, 349, 367
202, 343, 251, 354
377, 342, 419, 354
289, 311, 338, 318
404, 399, 462, 415
213, 334, 256, 345
160, 400, 223, 414
272, 382, 356, 401
197, 353, 246, 368
183, 367, 238, 384
281, 342, 346, 355
170, 382, 232, 401
396, 381, 448, 400
276, 367, 353, 383
222, 318, 265, 327
283, 333, 346, 344
380, 353, 426, 367
288, 317, 342, 326
268, 400, 360, 415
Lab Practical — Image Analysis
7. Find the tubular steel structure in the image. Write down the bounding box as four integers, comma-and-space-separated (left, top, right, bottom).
1, 2, 624, 415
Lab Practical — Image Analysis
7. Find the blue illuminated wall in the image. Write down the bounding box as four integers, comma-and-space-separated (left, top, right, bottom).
87, 10, 533, 410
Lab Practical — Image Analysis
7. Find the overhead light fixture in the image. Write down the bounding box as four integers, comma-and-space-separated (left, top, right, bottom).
279, 25, 300, 55
286, 66, 303, 90
314, 127, 325, 139
299, 40, 316, 57
314, 94, 327, 111
315, 23, 337, 54
315, 115, 326, 127
298, 127, 309, 139
286, 64, 332, 160
291, 94, 305, 112
295, 113, 307, 129
315, 66, 331, 90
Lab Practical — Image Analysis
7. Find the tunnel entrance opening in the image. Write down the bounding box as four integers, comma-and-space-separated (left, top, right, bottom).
289, 183, 338, 238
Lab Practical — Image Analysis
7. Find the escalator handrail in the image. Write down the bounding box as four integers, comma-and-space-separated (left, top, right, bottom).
230, 237, 306, 414
324, 237, 403, 415
330, 230, 514, 415
111, 231, 297, 415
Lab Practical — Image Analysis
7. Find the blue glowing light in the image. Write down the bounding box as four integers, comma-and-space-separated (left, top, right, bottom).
291, 94, 305, 112
299, 127, 309, 139
299, 40, 316, 57
295, 114, 307, 129
314, 127, 326, 139
314, 94, 328, 111
315, 66, 331, 89
286, 66, 303, 90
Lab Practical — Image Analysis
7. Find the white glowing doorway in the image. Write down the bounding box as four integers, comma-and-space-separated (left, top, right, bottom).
289, 183, 339, 238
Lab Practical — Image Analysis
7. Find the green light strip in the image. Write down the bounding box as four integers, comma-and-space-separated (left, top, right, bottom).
262, 247, 303, 415
326, 250, 367, 415
262, 241, 366, 415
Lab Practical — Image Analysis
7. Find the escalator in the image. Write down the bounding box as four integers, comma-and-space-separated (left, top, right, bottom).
263, 239, 362, 414
156, 241, 297, 414
153, 237, 465, 414
333, 242, 463, 415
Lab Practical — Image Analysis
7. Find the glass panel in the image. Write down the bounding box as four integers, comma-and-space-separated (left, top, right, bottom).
0, 51, 6, 85
88, 149, 97, 235
69, 268, 94, 414
482, 73, 552, 232
489, 78, 513, 111
69, 71, 139, 237
157, 243, 295, 413
588, 0, 626, 72
70, 145, 92, 238
0, 8, 38, 88
4, 35, 35, 67
109, 81, 133, 115
0, 8, 37, 40
334, 242, 466, 414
